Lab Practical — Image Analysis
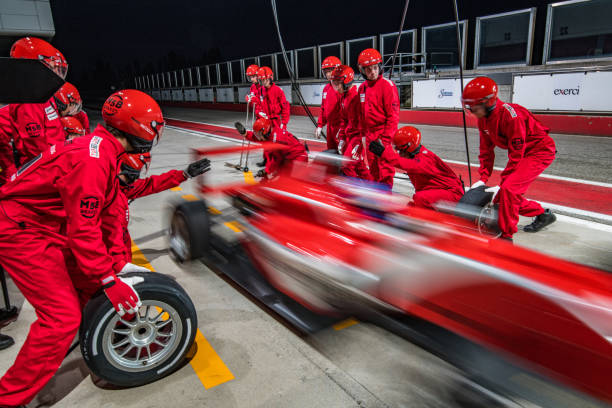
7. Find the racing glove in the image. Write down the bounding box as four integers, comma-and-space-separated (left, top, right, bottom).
315, 127, 322, 139
368, 140, 385, 157
485, 185, 501, 201
102, 274, 142, 317
337, 139, 345, 154
258, 112, 269, 119
120, 262, 150, 274
184, 158, 211, 178
235, 122, 246, 135
471, 180, 485, 189
280, 123, 285, 130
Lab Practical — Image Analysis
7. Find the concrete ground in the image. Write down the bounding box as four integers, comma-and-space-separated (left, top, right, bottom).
0, 108, 610, 408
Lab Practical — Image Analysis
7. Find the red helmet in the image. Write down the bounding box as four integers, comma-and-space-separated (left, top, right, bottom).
253, 117, 272, 135
393, 126, 422, 154
60, 116, 85, 137
331, 65, 354, 89
462, 77, 498, 111
246, 64, 260, 77
54, 82, 82, 115
10, 37, 68, 79
119, 152, 151, 185
321, 56, 341, 71
102, 89, 164, 153
257, 66, 273, 81
357, 48, 382, 67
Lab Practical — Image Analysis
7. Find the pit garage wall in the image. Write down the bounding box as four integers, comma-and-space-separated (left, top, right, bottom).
154, 70, 612, 137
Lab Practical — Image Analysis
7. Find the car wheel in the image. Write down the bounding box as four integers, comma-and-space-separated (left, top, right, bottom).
79, 272, 198, 387
169, 199, 210, 263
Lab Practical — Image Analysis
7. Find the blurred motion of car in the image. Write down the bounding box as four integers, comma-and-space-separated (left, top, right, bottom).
169, 146, 612, 407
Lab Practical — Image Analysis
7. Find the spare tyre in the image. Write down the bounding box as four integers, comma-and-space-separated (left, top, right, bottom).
79, 272, 198, 387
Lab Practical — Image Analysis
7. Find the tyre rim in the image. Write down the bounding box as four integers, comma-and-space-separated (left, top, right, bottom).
169, 214, 190, 261
102, 301, 183, 372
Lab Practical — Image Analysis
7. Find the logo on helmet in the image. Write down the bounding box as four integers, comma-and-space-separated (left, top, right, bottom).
103, 94, 124, 116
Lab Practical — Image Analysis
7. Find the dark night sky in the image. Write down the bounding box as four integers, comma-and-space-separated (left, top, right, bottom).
49, 0, 555, 93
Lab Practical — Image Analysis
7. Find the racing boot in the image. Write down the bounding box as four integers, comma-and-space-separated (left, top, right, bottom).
256, 157, 267, 168
523, 209, 556, 233
0, 333, 14, 350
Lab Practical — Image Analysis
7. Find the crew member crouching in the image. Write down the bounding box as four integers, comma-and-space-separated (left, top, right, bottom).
369, 126, 464, 209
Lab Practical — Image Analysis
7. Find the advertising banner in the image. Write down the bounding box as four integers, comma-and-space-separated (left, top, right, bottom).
171, 90, 183, 102
513, 71, 612, 112
412, 77, 475, 109
216, 87, 235, 103
198, 88, 214, 102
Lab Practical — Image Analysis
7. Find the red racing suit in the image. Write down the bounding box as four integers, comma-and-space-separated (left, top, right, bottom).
104, 170, 187, 269
477, 100, 556, 237
255, 83, 290, 129
74, 109, 91, 133
248, 83, 261, 107
0, 106, 16, 184
339, 86, 372, 180
0, 125, 123, 406
380, 145, 464, 209
358, 76, 400, 187
317, 83, 343, 150
245, 127, 307, 176
9, 99, 65, 166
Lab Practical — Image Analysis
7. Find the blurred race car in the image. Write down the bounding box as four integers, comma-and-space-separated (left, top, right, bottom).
169, 146, 612, 407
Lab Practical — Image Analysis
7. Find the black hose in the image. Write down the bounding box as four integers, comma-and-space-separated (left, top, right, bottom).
452, 0, 473, 186
388, 0, 411, 80
270, 0, 326, 141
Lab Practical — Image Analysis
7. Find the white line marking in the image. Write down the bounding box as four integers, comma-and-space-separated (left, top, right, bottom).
168, 117, 610, 189
444, 159, 612, 189
554, 214, 612, 234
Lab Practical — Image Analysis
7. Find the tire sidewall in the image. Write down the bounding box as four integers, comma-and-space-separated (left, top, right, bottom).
80, 274, 198, 387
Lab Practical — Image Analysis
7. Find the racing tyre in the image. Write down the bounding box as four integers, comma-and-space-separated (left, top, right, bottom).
79, 272, 198, 387
169, 199, 210, 263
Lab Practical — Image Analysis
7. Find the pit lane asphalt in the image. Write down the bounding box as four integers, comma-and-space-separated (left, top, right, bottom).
0, 111, 609, 408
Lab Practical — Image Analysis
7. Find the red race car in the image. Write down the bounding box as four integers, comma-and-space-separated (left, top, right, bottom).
169, 146, 612, 407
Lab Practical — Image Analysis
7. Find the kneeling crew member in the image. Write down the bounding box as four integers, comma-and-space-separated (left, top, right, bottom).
236, 118, 307, 179
369, 126, 464, 209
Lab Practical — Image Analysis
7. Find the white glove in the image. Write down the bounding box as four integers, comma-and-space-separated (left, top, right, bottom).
471, 180, 485, 189
338, 139, 345, 154
315, 127, 322, 139
258, 112, 268, 119
485, 185, 501, 201
120, 262, 151, 274
280, 123, 285, 130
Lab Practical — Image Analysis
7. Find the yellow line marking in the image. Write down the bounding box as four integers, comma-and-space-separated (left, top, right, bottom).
333, 318, 359, 331
131, 241, 234, 389
170, 186, 183, 191
181, 194, 199, 201
190, 331, 235, 388
208, 206, 222, 215
243, 171, 257, 185
223, 221, 242, 233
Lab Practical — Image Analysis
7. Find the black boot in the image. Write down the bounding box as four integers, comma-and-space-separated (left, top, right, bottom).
498, 236, 513, 244
0, 333, 15, 350
524, 209, 556, 233
256, 158, 266, 168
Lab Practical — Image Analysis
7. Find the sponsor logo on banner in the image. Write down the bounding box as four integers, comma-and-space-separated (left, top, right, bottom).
438, 89, 453, 98
553, 86, 580, 96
